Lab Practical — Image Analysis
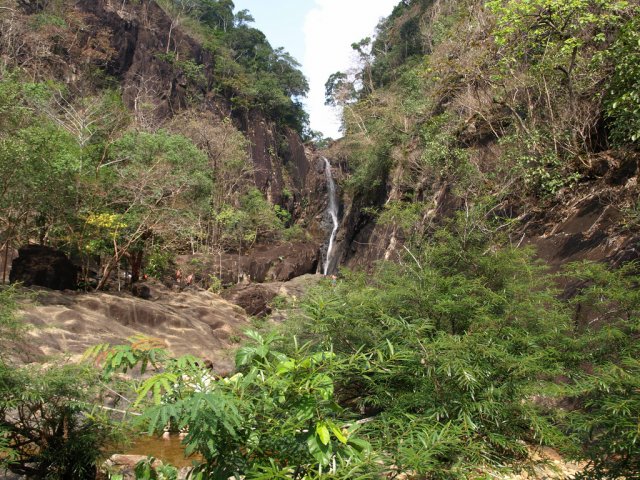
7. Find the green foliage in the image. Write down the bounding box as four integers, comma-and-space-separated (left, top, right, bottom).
561, 261, 640, 479
375, 201, 424, 238
0, 286, 25, 340
284, 204, 640, 476
207, 274, 223, 293
324, 72, 356, 107
0, 74, 86, 260
498, 131, 582, 197
342, 140, 393, 201
289, 210, 587, 475
85, 336, 169, 378
91, 129, 212, 284
487, 0, 630, 49
97, 332, 374, 479
0, 362, 120, 479
214, 188, 287, 249
606, 14, 640, 145
155, 52, 206, 86
159, 0, 310, 133
420, 115, 475, 189
29, 12, 67, 30
146, 247, 174, 279
134, 457, 179, 480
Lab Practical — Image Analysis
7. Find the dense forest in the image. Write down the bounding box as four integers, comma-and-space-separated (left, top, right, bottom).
0, 0, 312, 289
1, 0, 640, 479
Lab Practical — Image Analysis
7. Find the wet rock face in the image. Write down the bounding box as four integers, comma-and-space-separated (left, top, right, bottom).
9, 245, 78, 291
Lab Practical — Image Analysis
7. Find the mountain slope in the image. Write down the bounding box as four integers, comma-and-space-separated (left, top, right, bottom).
325, 0, 640, 270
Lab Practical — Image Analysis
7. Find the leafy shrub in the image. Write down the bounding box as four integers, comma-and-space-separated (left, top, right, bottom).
282, 224, 309, 242
562, 261, 640, 479
207, 274, 222, 294
606, 15, 640, 145
91, 332, 376, 479
290, 211, 576, 476
146, 248, 174, 279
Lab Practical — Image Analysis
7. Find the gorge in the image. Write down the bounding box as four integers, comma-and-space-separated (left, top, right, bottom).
1, 0, 640, 479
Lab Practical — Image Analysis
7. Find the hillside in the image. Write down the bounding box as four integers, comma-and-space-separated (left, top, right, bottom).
1, 1, 640, 479
324, 0, 640, 272
0, 0, 329, 291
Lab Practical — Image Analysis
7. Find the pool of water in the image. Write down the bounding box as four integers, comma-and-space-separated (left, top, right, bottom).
123, 435, 201, 468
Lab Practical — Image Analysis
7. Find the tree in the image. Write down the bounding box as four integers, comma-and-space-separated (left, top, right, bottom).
324, 71, 356, 107
605, 15, 640, 145
168, 111, 253, 253
164, 0, 201, 53
234, 8, 254, 27
0, 77, 83, 281
294, 211, 578, 476
563, 261, 640, 479
197, 0, 236, 31
93, 130, 211, 288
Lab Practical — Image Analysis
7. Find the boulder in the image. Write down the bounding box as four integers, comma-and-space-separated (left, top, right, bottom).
131, 282, 152, 300
222, 284, 278, 317
15, 287, 248, 372
9, 245, 78, 290
100, 455, 192, 480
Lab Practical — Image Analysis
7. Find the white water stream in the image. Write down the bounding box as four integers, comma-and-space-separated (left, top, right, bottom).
323, 157, 339, 275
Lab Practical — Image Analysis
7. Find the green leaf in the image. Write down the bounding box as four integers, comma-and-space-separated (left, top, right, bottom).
328, 420, 348, 444
347, 437, 371, 454
235, 346, 255, 367
316, 422, 331, 445
307, 433, 332, 465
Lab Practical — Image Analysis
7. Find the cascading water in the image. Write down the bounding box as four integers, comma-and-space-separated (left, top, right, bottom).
322, 157, 339, 275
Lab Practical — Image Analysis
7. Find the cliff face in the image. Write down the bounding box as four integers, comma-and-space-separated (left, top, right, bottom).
335, 152, 640, 270
323, 0, 640, 272
1, 0, 324, 226
85, 0, 322, 213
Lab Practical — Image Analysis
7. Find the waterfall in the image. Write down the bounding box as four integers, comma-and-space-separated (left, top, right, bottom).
323, 157, 339, 275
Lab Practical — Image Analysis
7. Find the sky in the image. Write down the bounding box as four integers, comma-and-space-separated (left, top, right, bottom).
233, 0, 399, 138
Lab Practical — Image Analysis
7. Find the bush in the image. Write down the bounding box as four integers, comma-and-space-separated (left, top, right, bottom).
562, 261, 640, 479
146, 247, 174, 279
91, 332, 376, 479
290, 211, 575, 476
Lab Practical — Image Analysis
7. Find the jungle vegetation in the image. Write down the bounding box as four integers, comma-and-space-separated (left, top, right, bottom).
0, 0, 639, 479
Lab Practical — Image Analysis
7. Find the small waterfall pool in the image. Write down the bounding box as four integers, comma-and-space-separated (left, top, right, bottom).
322, 157, 339, 275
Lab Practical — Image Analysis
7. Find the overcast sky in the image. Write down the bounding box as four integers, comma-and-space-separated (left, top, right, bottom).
233, 0, 399, 138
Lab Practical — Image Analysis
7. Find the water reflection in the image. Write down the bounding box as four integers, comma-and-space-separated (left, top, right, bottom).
124, 435, 201, 468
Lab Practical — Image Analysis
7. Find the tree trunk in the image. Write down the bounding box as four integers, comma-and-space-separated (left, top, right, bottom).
129, 250, 143, 284
2, 239, 9, 284
96, 255, 118, 291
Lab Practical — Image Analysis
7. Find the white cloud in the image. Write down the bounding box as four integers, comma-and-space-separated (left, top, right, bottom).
303, 0, 398, 139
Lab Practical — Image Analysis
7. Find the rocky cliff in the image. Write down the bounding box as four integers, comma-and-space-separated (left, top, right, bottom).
0, 0, 326, 228
321, 0, 640, 273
